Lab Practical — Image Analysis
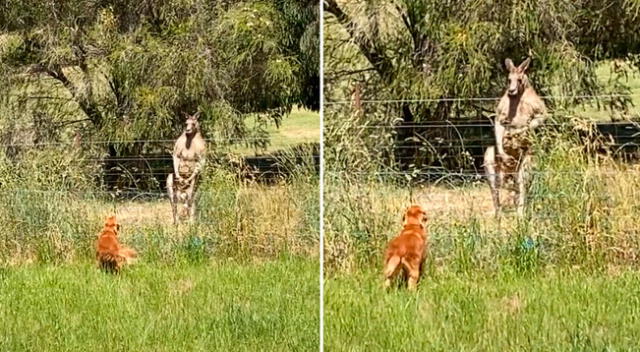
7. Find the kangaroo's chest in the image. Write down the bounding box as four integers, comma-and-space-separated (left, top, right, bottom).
499, 100, 535, 128
178, 147, 199, 161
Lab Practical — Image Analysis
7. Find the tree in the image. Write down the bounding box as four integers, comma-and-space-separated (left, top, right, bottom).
0, 0, 318, 151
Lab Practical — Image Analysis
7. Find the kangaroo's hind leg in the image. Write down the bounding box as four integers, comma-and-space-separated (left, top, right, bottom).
484, 147, 501, 217
167, 174, 178, 225
516, 153, 532, 217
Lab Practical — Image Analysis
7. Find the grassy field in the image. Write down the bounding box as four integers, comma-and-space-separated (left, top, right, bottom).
325, 267, 640, 351
266, 108, 320, 148
0, 256, 319, 352
235, 107, 320, 155
575, 63, 640, 121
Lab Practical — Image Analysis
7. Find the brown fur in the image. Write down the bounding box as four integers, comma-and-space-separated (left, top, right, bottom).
383, 205, 429, 291
96, 215, 137, 273
167, 112, 207, 224
485, 58, 547, 216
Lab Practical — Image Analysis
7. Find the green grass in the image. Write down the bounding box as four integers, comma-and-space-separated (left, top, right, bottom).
236, 107, 320, 155
325, 267, 640, 351
571, 63, 640, 121
266, 108, 320, 147
0, 256, 319, 352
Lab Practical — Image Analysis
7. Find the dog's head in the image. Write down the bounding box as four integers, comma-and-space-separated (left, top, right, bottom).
104, 215, 121, 234
402, 205, 428, 226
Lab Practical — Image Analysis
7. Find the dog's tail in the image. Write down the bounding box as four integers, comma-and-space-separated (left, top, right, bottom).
97, 251, 126, 273
118, 247, 138, 264
98, 247, 137, 273
383, 255, 402, 279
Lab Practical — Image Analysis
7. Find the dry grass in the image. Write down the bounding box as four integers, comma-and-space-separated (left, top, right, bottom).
414, 184, 495, 217
0, 174, 319, 265
324, 146, 640, 273
100, 200, 173, 226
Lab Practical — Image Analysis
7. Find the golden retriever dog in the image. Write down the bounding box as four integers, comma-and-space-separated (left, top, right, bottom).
383, 205, 429, 290
96, 215, 137, 273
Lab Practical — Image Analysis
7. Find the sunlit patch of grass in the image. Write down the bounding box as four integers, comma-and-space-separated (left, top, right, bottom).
233, 107, 319, 155
574, 62, 640, 121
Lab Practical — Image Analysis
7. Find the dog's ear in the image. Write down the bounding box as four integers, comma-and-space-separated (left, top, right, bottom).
105, 215, 117, 228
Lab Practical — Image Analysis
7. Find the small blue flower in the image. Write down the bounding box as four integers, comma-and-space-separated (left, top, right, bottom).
190, 236, 203, 247
521, 237, 535, 251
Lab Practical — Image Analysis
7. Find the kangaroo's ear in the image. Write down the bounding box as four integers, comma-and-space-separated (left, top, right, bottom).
192, 111, 201, 120
183, 112, 190, 120
518, 57, 531, 72
505, 58, 515, 72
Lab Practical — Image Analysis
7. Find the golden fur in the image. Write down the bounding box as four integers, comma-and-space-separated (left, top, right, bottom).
96, 215, 137, 273
383, 205, 429, 290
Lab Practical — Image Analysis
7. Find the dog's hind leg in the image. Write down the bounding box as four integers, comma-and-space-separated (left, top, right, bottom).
406, 262, 420, 291
167, 174, 178, 225
383, 255, 401, 289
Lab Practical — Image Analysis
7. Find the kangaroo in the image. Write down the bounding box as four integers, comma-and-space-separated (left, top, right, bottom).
484, 58, 547, 216
167, 112, 206, 224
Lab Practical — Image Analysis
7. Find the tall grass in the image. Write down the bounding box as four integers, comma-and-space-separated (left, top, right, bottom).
0, 146, 319, 265
324, 119, 640, 274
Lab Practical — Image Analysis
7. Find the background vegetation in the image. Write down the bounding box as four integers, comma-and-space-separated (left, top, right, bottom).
0, 0, 319, 190
324, 0, 640, 122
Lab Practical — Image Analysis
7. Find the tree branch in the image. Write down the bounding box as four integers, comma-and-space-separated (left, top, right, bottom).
324, 67, 376, 81
28, 64, 102, 126
324, 0, 394, 82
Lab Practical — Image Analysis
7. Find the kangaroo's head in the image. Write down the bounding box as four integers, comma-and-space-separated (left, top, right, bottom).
184, 112, 201, 136
504, 58, 531, 96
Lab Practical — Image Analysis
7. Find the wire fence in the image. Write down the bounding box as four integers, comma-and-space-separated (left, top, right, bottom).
355, 121, 640, 128
325, 169, 640, 176
324, 93, 640, 105
0, 131, 320, 196
0, 136, 309, 148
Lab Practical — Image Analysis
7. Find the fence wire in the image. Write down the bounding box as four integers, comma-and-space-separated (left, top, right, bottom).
324, 93, 640, 105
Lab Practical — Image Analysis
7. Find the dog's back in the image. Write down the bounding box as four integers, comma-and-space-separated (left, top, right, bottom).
384, 224, 426, 264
